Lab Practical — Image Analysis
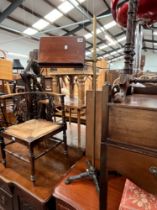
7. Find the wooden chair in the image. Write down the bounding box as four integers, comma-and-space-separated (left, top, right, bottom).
0, 91, 68, 183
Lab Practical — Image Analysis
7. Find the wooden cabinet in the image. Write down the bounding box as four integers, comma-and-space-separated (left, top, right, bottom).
0, 176, 53, 210
56, 199, 75, 210
99, 86, 157, 210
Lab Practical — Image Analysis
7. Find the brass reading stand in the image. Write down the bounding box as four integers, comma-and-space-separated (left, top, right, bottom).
64, 15, 100, 192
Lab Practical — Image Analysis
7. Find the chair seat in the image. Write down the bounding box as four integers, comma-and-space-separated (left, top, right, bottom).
4, 119, 61, 142
119, 179, 157, 210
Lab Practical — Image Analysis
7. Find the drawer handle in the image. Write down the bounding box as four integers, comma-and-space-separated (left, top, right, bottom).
149, 166, 157, 176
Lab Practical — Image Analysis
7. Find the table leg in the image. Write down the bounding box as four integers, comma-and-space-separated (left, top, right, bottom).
77, 109, 81, 148
0, 136, 6, 167
28, 145, 35, 183
63, 129, 68, 155
69, 108, 72, 124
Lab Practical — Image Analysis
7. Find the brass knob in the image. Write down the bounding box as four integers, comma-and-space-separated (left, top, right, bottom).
149, 166, 157, 176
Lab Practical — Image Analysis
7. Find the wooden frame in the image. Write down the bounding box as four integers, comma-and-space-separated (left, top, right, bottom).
0, 92, 68, 183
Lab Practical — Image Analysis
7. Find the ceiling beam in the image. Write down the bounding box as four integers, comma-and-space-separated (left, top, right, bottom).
144, 39, 157, 43
0, 0, 25, 23
143, 47, 157, 50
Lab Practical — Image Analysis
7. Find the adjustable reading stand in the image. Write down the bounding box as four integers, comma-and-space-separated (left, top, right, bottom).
64, 16, 100, 192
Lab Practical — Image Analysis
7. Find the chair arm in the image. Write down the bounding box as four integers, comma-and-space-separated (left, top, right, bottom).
0, 92, 28, 100
39, 91, 65, 97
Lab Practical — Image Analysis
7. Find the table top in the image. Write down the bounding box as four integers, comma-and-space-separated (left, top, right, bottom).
53, 157, 99, 210
109, 94, 157, 110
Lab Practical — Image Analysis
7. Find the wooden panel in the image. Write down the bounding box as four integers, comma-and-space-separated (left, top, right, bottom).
86, 91, 103, 168
96, 59, 108, 90
0, 58, 13, 81
0, 187, 13, 210
108, 146, 157, 195
0, 177, 13, 210
39, 36, 85, 67
56, 199, 75, 210
109, 104, 157, 149
14, 186, 45, 210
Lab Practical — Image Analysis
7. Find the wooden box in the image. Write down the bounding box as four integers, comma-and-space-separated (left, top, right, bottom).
0, 58, 13, 80
38, 36, 85, 67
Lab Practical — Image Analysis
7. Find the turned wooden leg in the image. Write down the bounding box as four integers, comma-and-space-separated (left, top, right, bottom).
63, 129, 68, 155
0, 136, 6, 167
77, 109, 81, 149
28, 145, 35, 183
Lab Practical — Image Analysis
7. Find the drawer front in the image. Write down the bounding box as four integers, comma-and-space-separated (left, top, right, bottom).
0, 187, 13, 210
109, 106, 157, 149
56, 199, 76, 210
14, 186, 45, 210
107, 145, 157, 195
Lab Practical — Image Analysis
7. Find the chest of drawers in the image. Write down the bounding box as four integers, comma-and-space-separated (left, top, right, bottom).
100, 86, 157, 210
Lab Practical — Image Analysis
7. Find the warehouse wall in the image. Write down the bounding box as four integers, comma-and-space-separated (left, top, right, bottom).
110, 52, 157, 72
0, 29, 38, 67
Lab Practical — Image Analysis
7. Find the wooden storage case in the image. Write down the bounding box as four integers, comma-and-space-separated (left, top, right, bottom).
0, 50, 13, 80
38, 36, 85, 67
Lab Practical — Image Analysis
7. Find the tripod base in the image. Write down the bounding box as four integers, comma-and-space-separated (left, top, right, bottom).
64, 159, 100, 192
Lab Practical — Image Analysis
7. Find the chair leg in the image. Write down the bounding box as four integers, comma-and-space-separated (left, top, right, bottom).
28, 145, 35, 183
0, 136, 6, 167
63, 129, 68, 155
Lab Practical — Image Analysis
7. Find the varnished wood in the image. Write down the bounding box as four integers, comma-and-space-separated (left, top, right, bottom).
109, 94, 157, 149
86, 90, 103, 167
111, 94, 157, 110
39, 36, 85, 67
100, 88, 157, 210
0, 143, 83, 202
53, 157, 125, 210
107, 145, 157, 195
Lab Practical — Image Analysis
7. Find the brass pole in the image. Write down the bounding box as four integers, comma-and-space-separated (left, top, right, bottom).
92, 15, 97, 167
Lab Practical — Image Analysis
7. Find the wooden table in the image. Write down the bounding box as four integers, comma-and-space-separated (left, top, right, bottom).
53, 157, 125, 210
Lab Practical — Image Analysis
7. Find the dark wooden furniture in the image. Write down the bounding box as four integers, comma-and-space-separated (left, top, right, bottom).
100, 85, 157, 210
0, 92, 67, 183
39, 36, 85, 67
53, 157, 125, 210
0, 142, 83, 210
86, 90, 103, 168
